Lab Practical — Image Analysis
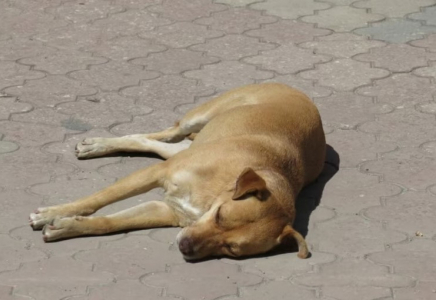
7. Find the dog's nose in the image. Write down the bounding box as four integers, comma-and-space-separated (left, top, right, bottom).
178, 237, 194, 256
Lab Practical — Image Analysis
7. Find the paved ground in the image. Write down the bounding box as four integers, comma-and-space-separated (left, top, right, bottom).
1, 0, 436, 299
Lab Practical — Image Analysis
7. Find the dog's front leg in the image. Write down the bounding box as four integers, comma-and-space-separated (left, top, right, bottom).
30, 162, 168, 230
42, 201, 178, 241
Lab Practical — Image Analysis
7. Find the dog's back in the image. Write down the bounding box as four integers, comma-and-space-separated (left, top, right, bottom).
182, 83, 326, 188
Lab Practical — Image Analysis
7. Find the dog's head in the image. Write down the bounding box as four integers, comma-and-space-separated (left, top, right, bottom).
176, 167, 307, 260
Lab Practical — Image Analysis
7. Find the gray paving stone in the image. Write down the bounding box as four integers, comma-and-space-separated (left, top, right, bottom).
315, 92, 393, 129
244, 43, 330, 74
300, 33, 386, 58
300, 58, 389, 91
131, 48, 220, 74
251, 0, 330, 19
195, 7, 277, 34
294, 257, 415, 288
355, 18, 436, 43
247, 19, 330, 44
355, 43, 436, 72
142, 261, 262, 300
365, 190, 436, 236
191, 34, 276, 60
302, 6, 384, 32
0, 141, 19, 154
319, 168, 402, 214
139, 22, 224, 48
409, 5, 436, 26
148, 0, 226, 22
0, 257, 114, 300
356, 73, 436, 108
354, 0, 436, 18
184, 61, 274, 91
3, 0, 436, 298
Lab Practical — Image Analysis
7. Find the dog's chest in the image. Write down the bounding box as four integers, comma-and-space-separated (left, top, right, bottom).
164, 170, 205, 225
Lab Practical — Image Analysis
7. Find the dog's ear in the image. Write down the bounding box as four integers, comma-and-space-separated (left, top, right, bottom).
277, 225, 310, 259
232, 168, 267, 200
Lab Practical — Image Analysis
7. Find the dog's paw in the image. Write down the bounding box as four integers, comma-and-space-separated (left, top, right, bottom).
29, 207, 56, 230
42, 217, 78, 242
75, 138, 112, 159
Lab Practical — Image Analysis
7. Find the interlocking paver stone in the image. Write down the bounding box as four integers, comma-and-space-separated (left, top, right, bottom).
251, 0, 330, 19
315, 92, 393, 129
185, 61, 273, 91
369, 239, 436, 281
0, 257, 114, 300
69, 61, 160, 92
0, 97, 33, 120
355, 18, 436, 43
356, 44, 436, 73
302, 6, 384, 32
148, 0, 226, 22
365, 190, 436, 236
222, 281, 318, 300
191, 34, 276, 60
195, 8, 277, 34
322, 286, 392, 300
121, 74, 215, 109
300, 33, 385, 58
244, 43, 330, 74
264, 75, 332, 99
300, 58, 389, 91
409, 6, 436, 26
67, 280, 165, 300
354, 0, 435, 18
0, 234, 47, 272
56, 93, 153, 128
326, 129, 397, 167
131, 48, 220, 74
411, 33, 436, 52
19, 51, 108, 75
142, 261, 262, 300
76, 236, 185, 279
4, 75, 97, 107
393, 281, 436, 300
49, 0, 124, 24
3, 0, 436, 298
222, 251, 335, 280
308, 215, 406, 257
414, 62, 436, 79
294, 258, 414, 288
0, 147, 76, 189
359, 108, 436, 147
0, 189, 43, 233
357, 73, 436, 108
139, 22, 223, 48
0, 61, 45, 90
0, 285, 31, 300
246, 19, 330, 44
84, 36, 167, 61
319, 169, 402, 214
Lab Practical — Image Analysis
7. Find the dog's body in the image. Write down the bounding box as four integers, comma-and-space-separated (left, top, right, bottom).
29, 83, 326, 260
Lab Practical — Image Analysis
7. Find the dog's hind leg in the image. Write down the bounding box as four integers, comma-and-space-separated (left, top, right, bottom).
30, 162, 168, 230
76, 135, 192, 159
41, 201, 178, 241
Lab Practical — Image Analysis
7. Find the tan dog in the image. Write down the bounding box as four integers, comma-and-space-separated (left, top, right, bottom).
29, 83, 326, 260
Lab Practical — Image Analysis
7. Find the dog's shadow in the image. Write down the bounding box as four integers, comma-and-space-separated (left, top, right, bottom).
293, 144, 339, 237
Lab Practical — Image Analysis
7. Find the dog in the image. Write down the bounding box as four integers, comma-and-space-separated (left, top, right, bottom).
29, 83, 326, 260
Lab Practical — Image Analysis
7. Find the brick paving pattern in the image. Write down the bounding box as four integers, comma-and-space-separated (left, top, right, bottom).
1, 0, 436, 299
